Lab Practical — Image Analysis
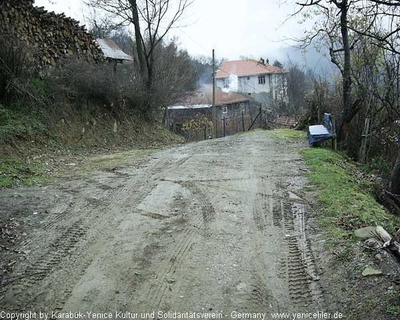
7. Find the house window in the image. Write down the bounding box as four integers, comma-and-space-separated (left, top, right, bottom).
248, 93, 251, 96
258, 75, 266, 84
222, 106, 228, 113
247, 76, 250, 80
223, 79, 229, 88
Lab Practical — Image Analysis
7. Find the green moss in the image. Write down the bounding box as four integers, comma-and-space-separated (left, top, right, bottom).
301, 148, 400, 243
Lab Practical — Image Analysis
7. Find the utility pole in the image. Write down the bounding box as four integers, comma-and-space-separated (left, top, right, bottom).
212, 49, 217, 138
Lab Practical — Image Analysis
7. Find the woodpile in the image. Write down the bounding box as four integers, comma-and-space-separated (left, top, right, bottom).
0, 0, 104, 67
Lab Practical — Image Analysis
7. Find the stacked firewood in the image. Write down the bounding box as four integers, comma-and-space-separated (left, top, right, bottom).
0, 0, 104, 66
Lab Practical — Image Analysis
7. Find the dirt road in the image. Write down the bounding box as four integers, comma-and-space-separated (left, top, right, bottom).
1, 131, 326, 318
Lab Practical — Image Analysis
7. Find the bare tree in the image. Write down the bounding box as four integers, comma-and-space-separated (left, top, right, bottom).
295, 0, 400, 209
296, 0, 358, 142
86, 0, 193, 90
285, 60, 311, 119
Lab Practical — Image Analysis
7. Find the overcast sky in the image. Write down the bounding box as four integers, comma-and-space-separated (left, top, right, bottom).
34, 0, 307, 61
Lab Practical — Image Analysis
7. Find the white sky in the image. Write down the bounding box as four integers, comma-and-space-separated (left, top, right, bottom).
34, 0, 307, 61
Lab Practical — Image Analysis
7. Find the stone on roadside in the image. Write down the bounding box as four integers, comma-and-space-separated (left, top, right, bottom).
362, 266, 383, 277
354, 226, 376, 240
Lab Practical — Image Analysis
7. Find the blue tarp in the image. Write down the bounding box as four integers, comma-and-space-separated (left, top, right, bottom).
307, 113, 334, 146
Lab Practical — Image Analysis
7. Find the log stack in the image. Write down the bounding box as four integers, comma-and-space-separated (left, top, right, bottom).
0, 0, 104, 67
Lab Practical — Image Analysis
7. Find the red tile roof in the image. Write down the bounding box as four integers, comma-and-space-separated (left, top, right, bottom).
216, 59, 285, 79
180, 85, 250, 107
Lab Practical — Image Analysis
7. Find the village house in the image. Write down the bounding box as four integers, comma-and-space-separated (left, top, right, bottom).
216, 59, 288, 108
165, 85, 260, 139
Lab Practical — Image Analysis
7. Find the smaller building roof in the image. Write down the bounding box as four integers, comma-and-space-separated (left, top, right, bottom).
216, 59, 285, 79
168, 104, 211, 110
96, 39, 133, 61
169, 85, 250, 109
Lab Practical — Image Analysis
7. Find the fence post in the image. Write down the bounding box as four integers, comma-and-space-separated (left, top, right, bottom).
223, 117, 226, 137
242, 111, 245, 132
331, 115, 337, 151
359, 118, 371, 164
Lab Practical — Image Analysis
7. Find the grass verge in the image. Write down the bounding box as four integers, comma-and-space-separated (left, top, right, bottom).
271, 129, 400, 319
269, 128, 307, 140
66, 148, 157, 178
301, 147, 400, 244
0, 158, 49, 188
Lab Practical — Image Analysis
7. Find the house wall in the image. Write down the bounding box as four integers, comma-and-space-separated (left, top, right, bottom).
215, 100, 260, 138
217, 73, 287, 107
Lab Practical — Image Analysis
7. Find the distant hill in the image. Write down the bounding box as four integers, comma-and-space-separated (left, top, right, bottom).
266, 45, 337, 78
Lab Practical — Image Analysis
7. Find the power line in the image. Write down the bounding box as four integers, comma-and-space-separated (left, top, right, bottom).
175, 27, 212, 57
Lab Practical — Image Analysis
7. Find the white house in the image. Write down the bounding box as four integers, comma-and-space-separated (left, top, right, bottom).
216, 59, 288, 108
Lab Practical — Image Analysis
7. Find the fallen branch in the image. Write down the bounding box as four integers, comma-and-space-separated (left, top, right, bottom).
375, 226, 400, 258
384, 189, 400, 207
375, 185, 400, 216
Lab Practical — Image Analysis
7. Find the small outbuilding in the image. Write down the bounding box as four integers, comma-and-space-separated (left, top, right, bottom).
96, 38, 133, 71
165, 85, 260, 139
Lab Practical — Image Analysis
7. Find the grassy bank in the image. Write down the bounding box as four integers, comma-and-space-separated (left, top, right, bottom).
271, 128, 400, 319
270, 128, 400, 240
302, 147, 400, 243
269, 128, 306, 140
0, 107, 184, 188
0, 159, 49, 188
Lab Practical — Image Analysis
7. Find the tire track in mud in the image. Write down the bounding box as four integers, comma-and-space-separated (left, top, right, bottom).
6, 220, 87, 309
277, 190, 324, 308
42, 210, 72, 230
249, 272, 275, 311
286, 236, 313, 306
289, 202, 323, 307
42, 197, 89, 231
273, 183, 314, 307
245, 176, 281, 310
272, 199, 283, 227
183, 182, 215, 225
252, 175, 272, 232
142, 181, 215, 311
253, 193, 269, 231
250, 173, 324, 310
49, 156, 193, 310
51, 181, 153, 310
2, 155, 180, 311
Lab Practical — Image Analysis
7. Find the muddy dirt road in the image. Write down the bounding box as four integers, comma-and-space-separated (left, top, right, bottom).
1, 131, 326, 317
